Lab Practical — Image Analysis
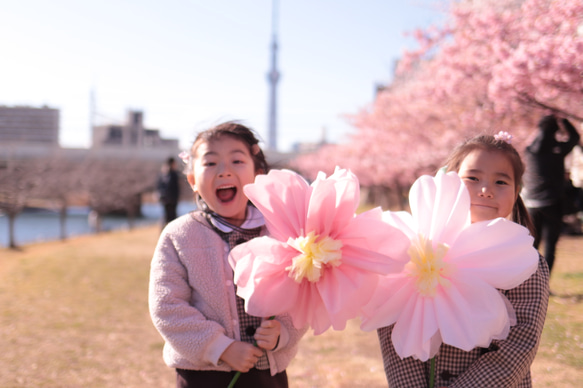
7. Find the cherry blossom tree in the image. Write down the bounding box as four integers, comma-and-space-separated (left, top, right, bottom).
487, 0, 583, 120
294, 0, 583, 205
32, 157, 83, 241
0, 159, 44, 248
79, 158, 160, 233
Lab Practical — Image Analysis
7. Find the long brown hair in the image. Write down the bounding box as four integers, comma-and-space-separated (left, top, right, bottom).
443, 134, 536, 237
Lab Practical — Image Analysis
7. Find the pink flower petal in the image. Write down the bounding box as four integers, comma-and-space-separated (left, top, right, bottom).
392, 296, 441, 361
434, 278, 512, 351
305, 168, 359, 237
292, 284, 330, 334
337, 209, 410, 274
382, 210, 416, 239
340, 244, 407, 275
409, 171, 470, 245
230, 237, 289, 287
316, 265, 378, 330
231, 239, 300, 318
447, 218, 539, 289
243, 169, 310, 241
360, 275, 415, 331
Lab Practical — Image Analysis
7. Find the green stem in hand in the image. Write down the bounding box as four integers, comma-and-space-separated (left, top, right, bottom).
429, 356, 436, 388
227, 372, 241, 388
227, 316, 275, 388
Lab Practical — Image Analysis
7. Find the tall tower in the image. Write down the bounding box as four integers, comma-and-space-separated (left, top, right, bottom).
267, 0, 280, 151
90, 88, 96, 142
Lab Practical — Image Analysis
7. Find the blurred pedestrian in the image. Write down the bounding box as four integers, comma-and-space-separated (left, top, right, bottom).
522, 114, 580, 274
562, 171, 583, 235
157, 157, 180, 226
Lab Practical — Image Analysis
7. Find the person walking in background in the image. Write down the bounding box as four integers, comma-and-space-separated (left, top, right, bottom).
157, 157, 180, 226
522, 114, 580, 275
562, 171, 583, 235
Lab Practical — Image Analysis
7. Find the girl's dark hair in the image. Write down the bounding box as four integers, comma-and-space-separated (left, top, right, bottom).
443, 134, 536, 237
189, 121, 269, 174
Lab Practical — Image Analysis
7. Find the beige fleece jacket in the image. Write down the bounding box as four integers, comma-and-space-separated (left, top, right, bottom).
149, 211, 306, 375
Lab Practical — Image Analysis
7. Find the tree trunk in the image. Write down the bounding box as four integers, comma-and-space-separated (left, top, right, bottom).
8, 212, 17, 249
88, 210, 102, 233
59, 203, 67, 241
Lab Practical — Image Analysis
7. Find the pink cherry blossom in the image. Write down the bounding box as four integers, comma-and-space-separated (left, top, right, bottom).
361, 171, 539, 361
229, 167, 410, 334
294, 0, 583, 198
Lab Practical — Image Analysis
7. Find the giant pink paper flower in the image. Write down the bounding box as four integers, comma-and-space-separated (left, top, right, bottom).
229, 167, 410, 334
361, 171, 539, 361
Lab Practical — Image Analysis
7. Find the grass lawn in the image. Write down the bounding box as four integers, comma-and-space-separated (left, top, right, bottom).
0, 227, 581, 387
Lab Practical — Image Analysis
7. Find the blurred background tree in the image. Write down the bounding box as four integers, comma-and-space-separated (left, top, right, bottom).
0, 159, 45, 248
293, 0, 583, 209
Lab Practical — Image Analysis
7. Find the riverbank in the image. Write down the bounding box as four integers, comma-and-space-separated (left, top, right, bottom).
0, 201, 196, 248
1, 227, 581, 387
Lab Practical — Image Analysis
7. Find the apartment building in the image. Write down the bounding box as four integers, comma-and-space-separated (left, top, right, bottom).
0, 105, 59, 145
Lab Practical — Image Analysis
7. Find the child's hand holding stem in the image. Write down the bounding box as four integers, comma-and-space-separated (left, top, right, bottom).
254, 318, 281, 351
220, 342, 263, 373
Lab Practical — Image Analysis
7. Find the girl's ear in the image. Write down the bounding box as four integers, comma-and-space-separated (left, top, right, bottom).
187, 174, 197, 192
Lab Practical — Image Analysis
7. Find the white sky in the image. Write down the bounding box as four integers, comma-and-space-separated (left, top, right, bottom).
0, 0, 445, 151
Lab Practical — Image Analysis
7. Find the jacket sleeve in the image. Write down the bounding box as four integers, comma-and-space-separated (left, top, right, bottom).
450, 256, 550, 387
377, 324, 429, 388
149, 231, 234, 367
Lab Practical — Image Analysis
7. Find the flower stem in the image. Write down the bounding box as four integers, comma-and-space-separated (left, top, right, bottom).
429, 356, 436, 388
227, 316, 275, 388
227, 372, 241, 388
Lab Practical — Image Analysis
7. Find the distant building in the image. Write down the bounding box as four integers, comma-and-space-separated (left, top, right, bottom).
291, 126, 328, 154
0, 105, 59, 145
92, 110, 179, 151
0, 107, 179, 163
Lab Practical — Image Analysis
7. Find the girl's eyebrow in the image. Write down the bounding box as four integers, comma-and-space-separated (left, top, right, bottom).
495, 172, 513, 180
230, 149, 248, 155
201, 149, 249, 158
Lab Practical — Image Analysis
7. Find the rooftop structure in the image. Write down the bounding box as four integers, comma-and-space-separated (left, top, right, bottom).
92, 110, 179, 151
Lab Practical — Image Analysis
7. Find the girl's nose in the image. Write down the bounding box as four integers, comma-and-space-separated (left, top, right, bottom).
479, 186, 493, 198
217, 163, 232, 177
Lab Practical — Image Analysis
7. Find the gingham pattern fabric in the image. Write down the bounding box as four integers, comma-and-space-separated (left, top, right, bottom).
377, 255, 549, 388
217, 225, 270, 370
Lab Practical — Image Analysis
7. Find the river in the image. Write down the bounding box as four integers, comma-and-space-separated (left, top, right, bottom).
0, 202, 197, 248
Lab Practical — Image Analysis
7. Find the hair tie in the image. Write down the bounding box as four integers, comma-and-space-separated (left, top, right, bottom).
494, 131, 513, 144
251, 144, 260, 156
178, 151, 190, 164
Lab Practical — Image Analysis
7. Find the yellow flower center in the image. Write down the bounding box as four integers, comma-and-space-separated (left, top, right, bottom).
286, 231, 343, 283
406, 234, 452, 297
